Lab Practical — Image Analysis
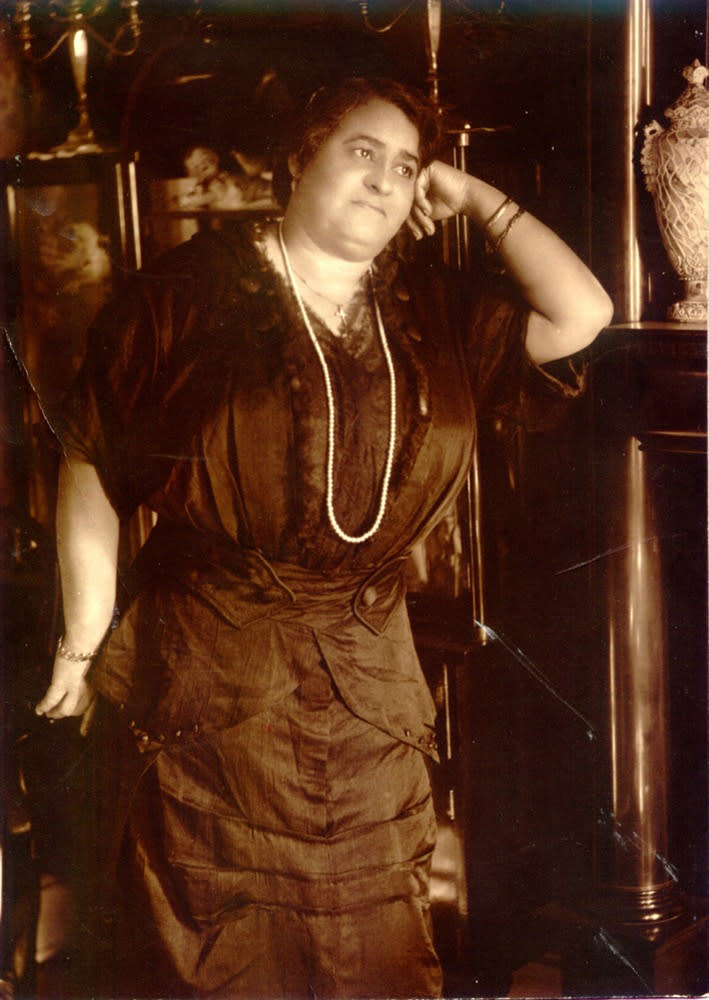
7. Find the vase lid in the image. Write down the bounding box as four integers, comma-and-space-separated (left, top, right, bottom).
665, 59, 709, 130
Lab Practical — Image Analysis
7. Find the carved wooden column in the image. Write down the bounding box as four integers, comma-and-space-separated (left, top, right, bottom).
564, 322, 708, 995
591, 328, 685, 925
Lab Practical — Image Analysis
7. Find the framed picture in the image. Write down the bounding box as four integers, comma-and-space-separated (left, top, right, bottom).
140, 150, 279, 260
1, 152, 139, 526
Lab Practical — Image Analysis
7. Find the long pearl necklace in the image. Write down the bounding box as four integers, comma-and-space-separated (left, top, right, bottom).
277, 222, 397, 544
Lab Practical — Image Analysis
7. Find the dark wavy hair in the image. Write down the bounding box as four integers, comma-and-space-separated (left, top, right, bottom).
273, 77, 442, 208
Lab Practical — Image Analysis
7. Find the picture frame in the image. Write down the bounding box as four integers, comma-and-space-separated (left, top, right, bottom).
0, 152, 139, 527
139, 156, 279, 260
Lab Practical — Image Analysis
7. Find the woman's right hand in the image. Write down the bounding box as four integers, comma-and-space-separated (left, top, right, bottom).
35, 647, 95, 720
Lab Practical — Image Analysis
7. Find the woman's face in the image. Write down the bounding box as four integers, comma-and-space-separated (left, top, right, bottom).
286, 98, 420, 262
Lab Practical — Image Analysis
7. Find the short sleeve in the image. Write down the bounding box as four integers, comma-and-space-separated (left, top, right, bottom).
463, 272, 587, 429
55, 232, 230, 519
55, 275, 164, 518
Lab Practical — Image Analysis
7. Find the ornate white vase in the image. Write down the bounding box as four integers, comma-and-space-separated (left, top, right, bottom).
641, 60, 709, 323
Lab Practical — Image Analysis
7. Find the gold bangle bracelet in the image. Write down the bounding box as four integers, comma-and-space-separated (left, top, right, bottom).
57, 636, 97, 662
483, 195, 513, 234
489, 206, 526, 255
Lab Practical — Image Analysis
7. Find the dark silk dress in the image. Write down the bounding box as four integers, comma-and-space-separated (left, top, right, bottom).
58, 222, 584, 999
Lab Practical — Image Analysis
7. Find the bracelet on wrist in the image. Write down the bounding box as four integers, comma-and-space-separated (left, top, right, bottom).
486, 205, 527, 257
57, 636, 98, 663
483, 195, 513, 233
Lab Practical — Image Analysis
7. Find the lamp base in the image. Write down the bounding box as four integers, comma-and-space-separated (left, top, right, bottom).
50, 123, 105, 157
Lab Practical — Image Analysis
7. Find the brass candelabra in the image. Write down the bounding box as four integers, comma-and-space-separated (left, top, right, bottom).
13, 0, 141, 156
356, 0, 442, 104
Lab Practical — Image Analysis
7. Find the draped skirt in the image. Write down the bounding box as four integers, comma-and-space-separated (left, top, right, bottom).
98, 658, 442, 1000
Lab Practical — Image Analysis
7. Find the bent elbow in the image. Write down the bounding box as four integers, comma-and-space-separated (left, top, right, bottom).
572, 288, 614, 352
590, 288, 614, 338
526, 285, 614, 364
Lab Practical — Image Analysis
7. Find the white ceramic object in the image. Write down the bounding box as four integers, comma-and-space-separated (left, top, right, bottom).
641, 60, 709, 323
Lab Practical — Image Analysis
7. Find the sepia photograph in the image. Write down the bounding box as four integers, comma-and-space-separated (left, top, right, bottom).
0, 1, 706, 998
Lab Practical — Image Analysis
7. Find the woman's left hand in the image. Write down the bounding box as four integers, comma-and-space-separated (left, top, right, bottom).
406, 160, 470, 239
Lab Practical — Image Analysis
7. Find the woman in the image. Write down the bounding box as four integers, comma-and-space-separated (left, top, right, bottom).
35, 77, 612, 999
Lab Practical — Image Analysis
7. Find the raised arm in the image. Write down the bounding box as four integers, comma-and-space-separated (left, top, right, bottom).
408, 160, 613, 364
35, 457, 119, 720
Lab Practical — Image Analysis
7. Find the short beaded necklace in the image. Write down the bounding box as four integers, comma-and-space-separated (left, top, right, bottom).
277, 221, 397, 544
290, 267, 349, 332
